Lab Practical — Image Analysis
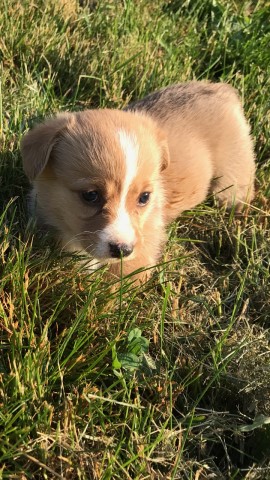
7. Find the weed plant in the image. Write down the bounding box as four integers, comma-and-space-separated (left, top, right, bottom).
1, 1, 270, 478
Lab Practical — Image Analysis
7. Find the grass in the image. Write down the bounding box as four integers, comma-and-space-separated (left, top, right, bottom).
1, 0, 270, 478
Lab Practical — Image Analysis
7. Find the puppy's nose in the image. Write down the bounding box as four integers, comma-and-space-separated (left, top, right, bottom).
109, 242, 133, 258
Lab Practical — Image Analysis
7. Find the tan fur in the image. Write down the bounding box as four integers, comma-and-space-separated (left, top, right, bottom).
21, 82, 255, 281
127, 82, 255, 221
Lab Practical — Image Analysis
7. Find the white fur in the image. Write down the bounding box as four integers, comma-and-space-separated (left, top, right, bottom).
118, 129, 139, 188
96, 129, 139, 258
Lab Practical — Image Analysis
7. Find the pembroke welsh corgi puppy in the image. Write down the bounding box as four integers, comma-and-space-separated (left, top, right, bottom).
21, 82, 255, 280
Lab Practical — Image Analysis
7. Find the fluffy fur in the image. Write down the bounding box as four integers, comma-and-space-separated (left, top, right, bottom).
21, 82, 255, 281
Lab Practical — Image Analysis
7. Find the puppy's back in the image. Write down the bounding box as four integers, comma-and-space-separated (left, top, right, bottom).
127, 82, 234, 116
127, 82, 255, 218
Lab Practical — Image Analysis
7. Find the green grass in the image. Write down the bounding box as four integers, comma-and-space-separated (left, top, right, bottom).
1, 0, 270, 478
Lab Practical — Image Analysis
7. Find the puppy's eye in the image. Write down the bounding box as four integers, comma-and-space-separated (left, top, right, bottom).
138, 192, 150, 206
81, 191, 100, 204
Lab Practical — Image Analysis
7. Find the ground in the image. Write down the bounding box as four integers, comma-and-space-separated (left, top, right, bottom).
0, 1, 270, 478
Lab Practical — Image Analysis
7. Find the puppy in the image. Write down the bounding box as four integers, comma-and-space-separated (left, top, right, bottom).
21, 82, 255, 280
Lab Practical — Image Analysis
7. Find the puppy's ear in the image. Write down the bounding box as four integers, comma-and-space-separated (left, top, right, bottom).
21, 113, 71, 181
157, 128, 170, 172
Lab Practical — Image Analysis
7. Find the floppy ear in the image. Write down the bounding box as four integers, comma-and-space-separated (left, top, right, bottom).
156, 128, 170, 172
21, 113, 71, 181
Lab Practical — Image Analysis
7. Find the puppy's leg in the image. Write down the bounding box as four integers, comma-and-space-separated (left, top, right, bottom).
162, 137, 214, 224
108, 257, 154, 284
210, 103, 255, 209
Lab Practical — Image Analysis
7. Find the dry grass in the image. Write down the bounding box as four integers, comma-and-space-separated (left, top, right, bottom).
1, 0, 270, 478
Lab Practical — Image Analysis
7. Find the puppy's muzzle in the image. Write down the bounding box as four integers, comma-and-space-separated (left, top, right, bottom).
109, 242, 134, 259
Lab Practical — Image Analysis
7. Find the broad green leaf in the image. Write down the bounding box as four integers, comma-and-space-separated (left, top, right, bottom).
118, 352, 142, 371
128, 328, 142, 343
129, 336, 149, 355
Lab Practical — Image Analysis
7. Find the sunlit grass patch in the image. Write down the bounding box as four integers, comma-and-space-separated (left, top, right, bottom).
1, 0, 270, 478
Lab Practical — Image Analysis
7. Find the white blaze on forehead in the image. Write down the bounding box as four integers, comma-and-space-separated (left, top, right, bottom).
96, 129, 139, 258
118, 129, 139, 191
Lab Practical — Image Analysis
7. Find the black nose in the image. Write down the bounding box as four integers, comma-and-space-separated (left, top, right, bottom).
109, 242, 133, 258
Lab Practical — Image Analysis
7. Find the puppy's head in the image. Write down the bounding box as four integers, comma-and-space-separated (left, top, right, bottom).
21, 109, 169, 262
